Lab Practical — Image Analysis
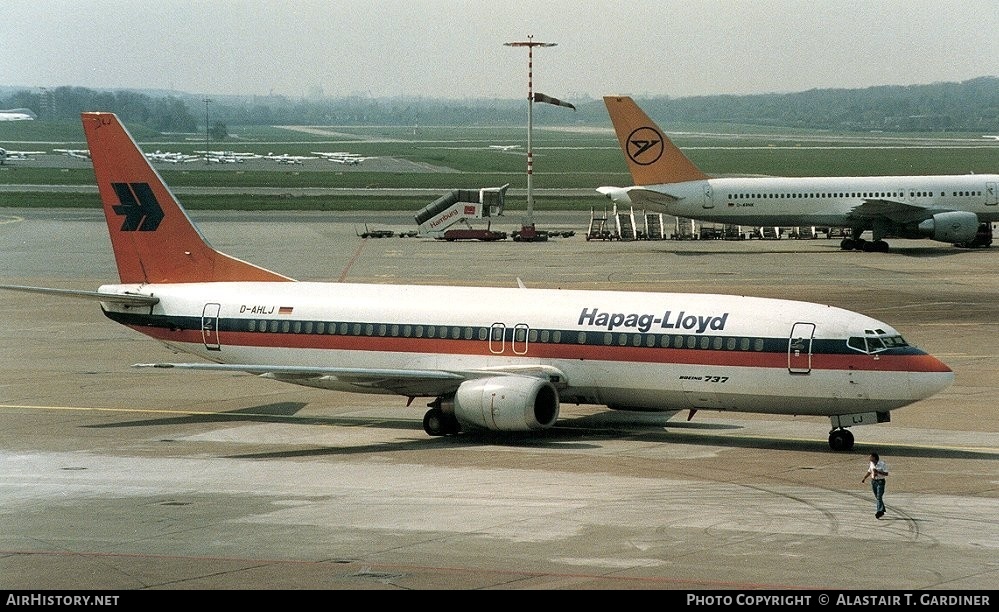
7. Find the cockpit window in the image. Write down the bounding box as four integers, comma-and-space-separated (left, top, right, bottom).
847, 333, 908, 354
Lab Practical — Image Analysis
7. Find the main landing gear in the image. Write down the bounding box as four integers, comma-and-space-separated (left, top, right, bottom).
828, 428, 855, 451
840, 237, 889, 252
423, 401, 460, 436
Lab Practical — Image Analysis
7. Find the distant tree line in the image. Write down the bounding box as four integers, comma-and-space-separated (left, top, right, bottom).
1, 86, 198, 132
2, 77, 996, 132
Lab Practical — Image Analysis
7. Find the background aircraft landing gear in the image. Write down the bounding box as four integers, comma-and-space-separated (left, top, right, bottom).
841, 237, 889, 252
841, 237, 865, 251
828, 428, 855, 451
862, 239, 890, 252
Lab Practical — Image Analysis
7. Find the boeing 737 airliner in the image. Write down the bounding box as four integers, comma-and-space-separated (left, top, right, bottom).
599, 96, 999, 252
0, 113, 955, 451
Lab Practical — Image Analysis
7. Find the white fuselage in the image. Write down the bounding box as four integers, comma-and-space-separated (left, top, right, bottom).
630, 174, 999, 229
99, 281, 953, 419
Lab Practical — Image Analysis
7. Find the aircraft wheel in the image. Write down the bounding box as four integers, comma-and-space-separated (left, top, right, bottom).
840, 238, 855, 250
828, 429, 855, 451
423, 408, 447, 436
874, 240, 890, 252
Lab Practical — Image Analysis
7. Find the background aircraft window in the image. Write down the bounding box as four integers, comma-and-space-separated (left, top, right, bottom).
403, 325, 412, 337
364, 324, 374, 336
463, 327, 473, 340
576, 331, 586, 344
552, 330, 561, 343
451, 327, 462, 340
674, 336, 684, 349
686, 336, 697, 349
603, 332, 613, 345
726, 337, 737, 350
646, 335, 656, 348
713, 337, 723, 350
699, 336, 710, 349
292, 321, 301, 333
351, 323, 361, 335
269, 321, 279, 333
660, 335, 671, 348
391, 324, 399, 337
632, 334, 642, 347
377, 324, 386, 336
426, 326, 436, 338
281, 321, 291, 333
528, 329, 538, 342
414, 325, 423, 338
753, 338, 764, 351
540, 330, 550, 343
479, 328, 489, 341
247, 320, 257, 332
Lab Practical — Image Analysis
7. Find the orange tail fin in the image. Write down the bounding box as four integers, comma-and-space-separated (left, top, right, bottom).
81, 112, 292, 284
603, 96, 708, 186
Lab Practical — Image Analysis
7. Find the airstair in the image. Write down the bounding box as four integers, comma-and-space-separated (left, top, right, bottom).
414, 184, 509, 238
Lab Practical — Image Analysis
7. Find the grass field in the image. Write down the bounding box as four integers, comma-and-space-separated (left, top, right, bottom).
2, 120, 996, 211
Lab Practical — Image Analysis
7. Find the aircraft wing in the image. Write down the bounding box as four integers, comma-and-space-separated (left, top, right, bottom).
847, 198, 939, 224
135, 362, 565, 398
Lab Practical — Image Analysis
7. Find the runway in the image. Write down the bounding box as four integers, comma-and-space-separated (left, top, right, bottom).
1, 208, 997, 590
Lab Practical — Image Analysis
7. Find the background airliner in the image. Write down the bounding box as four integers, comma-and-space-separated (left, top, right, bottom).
0, 108, 36, 121
599, 96, 999, 252
0, 113, 955, 451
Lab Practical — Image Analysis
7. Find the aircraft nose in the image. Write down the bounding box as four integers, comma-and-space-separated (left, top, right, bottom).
910, 353, 955, 399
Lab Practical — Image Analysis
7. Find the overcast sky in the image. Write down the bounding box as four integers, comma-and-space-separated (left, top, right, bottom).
5, 1, 997, 100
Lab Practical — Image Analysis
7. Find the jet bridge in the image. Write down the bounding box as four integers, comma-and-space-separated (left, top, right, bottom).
415, 184, 509, 237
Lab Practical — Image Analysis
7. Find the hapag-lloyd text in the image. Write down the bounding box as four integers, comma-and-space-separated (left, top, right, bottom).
579, 307, 729, 333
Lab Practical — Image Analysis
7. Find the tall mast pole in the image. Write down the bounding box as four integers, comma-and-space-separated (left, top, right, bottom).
505, 36, 556, 233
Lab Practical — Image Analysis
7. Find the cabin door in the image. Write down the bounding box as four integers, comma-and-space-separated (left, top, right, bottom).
702, 183, 714, 209
202, 303, 221, 351
788, 322, 814, 374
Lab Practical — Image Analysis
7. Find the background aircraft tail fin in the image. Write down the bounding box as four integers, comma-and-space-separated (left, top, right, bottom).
81, 112, 292, 284
603, 96, 708, 185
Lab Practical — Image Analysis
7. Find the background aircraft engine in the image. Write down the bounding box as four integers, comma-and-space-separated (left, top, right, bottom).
905, 211, 979, 243
452, 376, 560, 432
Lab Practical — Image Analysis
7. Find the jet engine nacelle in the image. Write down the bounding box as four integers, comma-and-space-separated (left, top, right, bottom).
905, 211, 980, 244
451, 376, 560, 432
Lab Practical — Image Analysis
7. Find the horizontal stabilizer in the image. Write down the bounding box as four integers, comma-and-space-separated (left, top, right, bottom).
0, 284, 160, 306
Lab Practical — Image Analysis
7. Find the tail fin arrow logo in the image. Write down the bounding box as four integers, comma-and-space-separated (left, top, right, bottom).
111, 182, 164, 231
626, 127, 665, 166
